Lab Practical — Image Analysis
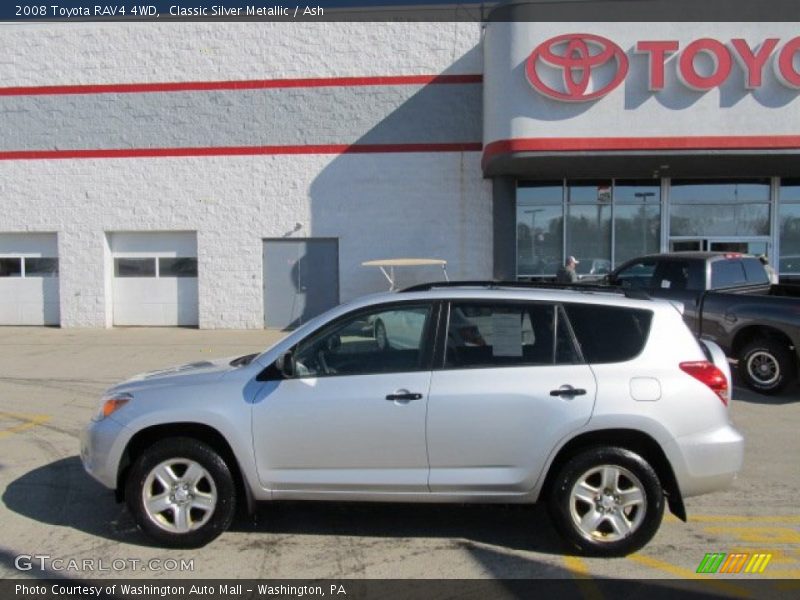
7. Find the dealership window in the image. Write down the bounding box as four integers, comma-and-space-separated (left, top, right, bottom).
517, 182, 563, 277
670, 179, 770, 237
516, 179, 661, 278
566, 181, 612, 278
779, 179, 800, 277
614, 181, 661, 265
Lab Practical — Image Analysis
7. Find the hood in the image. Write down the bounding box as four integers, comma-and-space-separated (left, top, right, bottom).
106, 355, 246, 394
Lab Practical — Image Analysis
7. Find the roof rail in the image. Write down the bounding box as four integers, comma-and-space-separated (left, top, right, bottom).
400, 280, 651, 300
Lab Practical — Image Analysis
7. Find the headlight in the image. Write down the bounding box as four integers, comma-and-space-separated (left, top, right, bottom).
93, 393, 133, 421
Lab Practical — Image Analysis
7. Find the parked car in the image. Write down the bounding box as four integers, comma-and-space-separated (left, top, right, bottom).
605, 252, 800, 394
82, 283, 743, 556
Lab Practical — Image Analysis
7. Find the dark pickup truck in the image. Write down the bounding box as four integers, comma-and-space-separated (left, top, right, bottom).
606, 252, 800, 395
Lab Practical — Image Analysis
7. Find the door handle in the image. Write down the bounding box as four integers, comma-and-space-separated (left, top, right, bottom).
550, 386, 587, 397
386, 390, 423, 401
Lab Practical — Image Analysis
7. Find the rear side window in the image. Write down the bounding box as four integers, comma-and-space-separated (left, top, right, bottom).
563, 304, 653, 364
444, 302, 580, 369
711, 260, 747, 288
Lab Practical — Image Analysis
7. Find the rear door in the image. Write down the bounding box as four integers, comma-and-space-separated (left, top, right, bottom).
426, 300, 597, 494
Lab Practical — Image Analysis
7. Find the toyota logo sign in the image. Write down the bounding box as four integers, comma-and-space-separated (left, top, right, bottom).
526, 33, 629, 102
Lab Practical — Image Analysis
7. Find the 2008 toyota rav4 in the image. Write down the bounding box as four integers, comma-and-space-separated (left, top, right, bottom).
81, 283, 744, 555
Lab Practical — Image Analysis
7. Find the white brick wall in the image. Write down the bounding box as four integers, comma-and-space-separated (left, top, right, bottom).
0, 22, 482, 85
0, 23, 490, 328
0, 153, 491, 328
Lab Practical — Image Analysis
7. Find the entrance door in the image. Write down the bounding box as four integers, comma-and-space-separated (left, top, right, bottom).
263, 238, 339, 329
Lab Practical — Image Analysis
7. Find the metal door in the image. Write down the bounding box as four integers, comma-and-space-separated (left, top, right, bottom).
263, 238, 339, 329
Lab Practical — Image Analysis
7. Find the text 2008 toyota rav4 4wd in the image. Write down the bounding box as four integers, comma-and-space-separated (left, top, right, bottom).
81, 283, 744, 556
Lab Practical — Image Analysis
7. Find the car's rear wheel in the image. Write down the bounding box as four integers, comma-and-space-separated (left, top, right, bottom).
548, 447, 664, 556
738, 338, 794, 395
126, 437, 236, 548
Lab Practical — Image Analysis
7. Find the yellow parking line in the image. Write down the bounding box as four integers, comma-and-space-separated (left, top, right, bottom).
667, 515, 800, 524
704, 526, 800, 544
0, 412, 50, 438
562, 555, 604, 600
627, 555, 753, 598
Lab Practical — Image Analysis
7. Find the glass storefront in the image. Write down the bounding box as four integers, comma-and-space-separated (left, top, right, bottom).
515, 178, 795, 279
517, 179, 660, 278
779, 179, 800, 278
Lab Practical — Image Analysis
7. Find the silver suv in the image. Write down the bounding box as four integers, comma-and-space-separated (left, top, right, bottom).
81, 283, 744, 555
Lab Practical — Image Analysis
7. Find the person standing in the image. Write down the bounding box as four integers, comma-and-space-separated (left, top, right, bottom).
758, 255, 779, 284
556, 256, 579, 283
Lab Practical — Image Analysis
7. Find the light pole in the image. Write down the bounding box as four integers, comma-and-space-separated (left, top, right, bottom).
524, 208, 545, 274
634, 192, 656, 254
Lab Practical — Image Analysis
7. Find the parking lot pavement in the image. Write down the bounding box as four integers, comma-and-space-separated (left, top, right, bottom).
0, 327, 798, 585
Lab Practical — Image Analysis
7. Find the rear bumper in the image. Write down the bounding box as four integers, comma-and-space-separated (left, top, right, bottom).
665, 424, 744, 498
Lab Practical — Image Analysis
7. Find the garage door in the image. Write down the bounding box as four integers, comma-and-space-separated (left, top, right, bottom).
110, 232, 198, 326
0, 233, 60, 326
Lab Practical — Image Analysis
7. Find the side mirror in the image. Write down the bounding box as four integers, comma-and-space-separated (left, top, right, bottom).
275, 350, 295, 378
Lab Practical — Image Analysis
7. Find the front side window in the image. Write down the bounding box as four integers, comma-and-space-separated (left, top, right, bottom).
293, 303, 433, 378
444, 302, 580, 369
613, 258, 657, 289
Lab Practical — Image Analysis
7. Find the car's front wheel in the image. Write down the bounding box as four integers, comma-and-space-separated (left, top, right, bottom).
125, 437, 236, 548
548, 447, 664, 556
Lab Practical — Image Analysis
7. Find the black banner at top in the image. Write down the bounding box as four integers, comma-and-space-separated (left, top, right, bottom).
3, 0, 800, 22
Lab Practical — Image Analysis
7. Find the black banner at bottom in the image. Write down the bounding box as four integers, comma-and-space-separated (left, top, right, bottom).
4, 579, 800, 600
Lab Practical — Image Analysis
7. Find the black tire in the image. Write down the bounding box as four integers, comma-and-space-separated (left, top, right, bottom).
125, 437, 236, 548
374, 319, 389, 351
548, 447, 664, 557
738, 338, 795, 395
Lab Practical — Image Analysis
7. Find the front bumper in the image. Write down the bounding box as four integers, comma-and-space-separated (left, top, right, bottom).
80, 417, 128, 490
665, 424, 745, 498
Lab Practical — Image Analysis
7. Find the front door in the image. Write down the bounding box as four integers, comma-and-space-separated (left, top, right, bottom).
426, 301, 597, 493
251, 301, 436, 493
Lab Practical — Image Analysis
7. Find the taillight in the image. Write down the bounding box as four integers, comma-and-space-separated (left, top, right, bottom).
680, 361, 729, 406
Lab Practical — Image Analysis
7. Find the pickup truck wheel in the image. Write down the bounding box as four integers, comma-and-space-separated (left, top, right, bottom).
738, 339, 794, 395
548, 447, 664, 557
125, 437, 236, 548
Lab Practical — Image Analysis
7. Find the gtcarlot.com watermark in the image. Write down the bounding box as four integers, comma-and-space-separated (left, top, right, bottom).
14, 554, 194, 573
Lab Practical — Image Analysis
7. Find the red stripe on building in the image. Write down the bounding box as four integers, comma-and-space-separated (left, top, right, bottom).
0, 74, 483, 97
482, 136, 800, 169
0, 142, 483, 161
